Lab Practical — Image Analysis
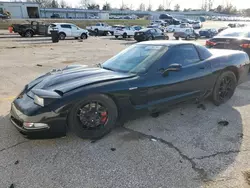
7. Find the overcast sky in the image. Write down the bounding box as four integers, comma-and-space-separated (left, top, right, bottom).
64, 0, 250, 10
1, 0, 250, 10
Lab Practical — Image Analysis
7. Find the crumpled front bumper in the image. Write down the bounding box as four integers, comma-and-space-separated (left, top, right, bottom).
10, 102, 67, 136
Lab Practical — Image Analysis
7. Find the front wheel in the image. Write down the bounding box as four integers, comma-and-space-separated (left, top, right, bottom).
175, 37, 179, 40
165, 35, 169, 40
80, 33, 87, 39
68, 94, 118, 139
211, 71, 237, 106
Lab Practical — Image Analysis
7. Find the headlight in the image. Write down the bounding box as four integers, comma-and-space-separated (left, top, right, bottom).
34, 95, 44, 107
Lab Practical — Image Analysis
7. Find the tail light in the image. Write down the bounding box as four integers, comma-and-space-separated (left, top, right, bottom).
240, 43, 250, 48
206, 40, 217, 46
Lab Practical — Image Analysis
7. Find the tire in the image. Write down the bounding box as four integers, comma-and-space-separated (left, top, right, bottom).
80, 33, 88, 39
148, 36, 153, 41
175, 37, 179, 40
110, 32, 114, 36
122, 33, 127, 38
94, 29, 99, 35
115, 35, 118, 39
185, 35, 190, 40
211, 71, 237, 106
25, 30, 34, 37
165, 35, 169, 40
68, 94, 118, 139
59, 32, 66, 40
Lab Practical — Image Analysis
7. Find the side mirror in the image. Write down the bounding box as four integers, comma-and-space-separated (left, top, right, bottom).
162, 63, 182, 76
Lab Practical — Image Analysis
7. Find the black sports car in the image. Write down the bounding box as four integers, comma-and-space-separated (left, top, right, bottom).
206, 28, 250, 58
134, 28, 169, 42
10, 41, 250, 139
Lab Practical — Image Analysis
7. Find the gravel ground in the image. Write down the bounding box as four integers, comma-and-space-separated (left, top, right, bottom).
1, 21, 250, 188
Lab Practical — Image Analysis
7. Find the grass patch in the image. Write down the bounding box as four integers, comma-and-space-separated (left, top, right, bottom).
0, 19, 150, 30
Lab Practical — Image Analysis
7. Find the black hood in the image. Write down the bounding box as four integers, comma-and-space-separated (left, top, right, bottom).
27, 67, 136, 95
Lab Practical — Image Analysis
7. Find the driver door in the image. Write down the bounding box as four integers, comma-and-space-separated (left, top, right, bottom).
146, 44, 212, 110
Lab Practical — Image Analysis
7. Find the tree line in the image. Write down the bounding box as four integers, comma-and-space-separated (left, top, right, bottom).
27, 0, 250, 17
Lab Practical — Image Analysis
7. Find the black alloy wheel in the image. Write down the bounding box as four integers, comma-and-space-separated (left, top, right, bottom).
212, 71, 237, 106
68, 94, 118, 139
77, 102, 108, 129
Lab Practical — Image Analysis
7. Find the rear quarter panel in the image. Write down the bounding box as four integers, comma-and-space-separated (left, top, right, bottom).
209, 49, 250, 85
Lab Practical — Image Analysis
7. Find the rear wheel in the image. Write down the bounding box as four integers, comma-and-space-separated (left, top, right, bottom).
148, 36, 153, 40
185, 35, 190, 40
25, 30, 33, 37
115, 35, 118, 39
212, 71, 237, 106
175, 37, 179, 40
122, 33, 127, 38
68, 94, 118, 139
165, 35, 169, 40
59, 32, 66, 40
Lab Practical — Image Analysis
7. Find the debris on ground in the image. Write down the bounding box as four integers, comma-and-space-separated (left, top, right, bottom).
91, 140, 97, 143
238, 133, 244, 138
7, 47, 16, 49
111, 148, 116, 151
78, 39, 83, 42
14, 160, 19, 165
148, 129, 151, 131
50, 48, 54, 50
36, 64, 42, 67
180, 160, 183, 163
243, 171, 250, 185
218, 120, 229, 126
180, 112, 184, 116
197, 104, 206, 110
9, 184, 14, 188
151, 138, 157, 142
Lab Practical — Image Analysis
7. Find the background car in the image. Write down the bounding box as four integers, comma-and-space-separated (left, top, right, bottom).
192, 21, 202, 29
218, 26, 229, 33
48, 23, 89, 40
199, 28, 218, 38
174, 28, 199, 40
51, 14, 60, 19
114, 26, 136, 38
134, 28, 169, 42
206, 28, 250, 58
10, 41, 250, 139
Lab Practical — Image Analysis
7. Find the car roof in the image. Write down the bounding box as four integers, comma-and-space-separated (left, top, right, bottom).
52, 23, 75, 25
138, 40, 200, 46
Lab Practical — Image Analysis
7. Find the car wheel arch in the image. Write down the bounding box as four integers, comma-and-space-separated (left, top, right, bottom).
223, 66, 239, 81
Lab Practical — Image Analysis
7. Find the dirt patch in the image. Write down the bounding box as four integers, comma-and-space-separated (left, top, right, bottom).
243, 170, 250, 185
61, 60, 75, 64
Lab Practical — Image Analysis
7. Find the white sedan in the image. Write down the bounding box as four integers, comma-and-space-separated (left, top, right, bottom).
114, 26, 136, 38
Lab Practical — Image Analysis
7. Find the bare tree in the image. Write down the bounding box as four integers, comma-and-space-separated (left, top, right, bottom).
26, 0, 53, 8
165, 0, 174, 9
157, 4, 164, 11
138, 3, 146, 11
79, 0, 92, 9
147, 4, 152, 11
201, 0, 208, 11
174, 4, 180, 11
208, 0, 214, 10
60, 0, 67, 8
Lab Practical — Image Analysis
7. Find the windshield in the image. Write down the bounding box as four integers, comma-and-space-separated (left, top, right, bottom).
218, 29, 249, 37
101, 44, 168, 74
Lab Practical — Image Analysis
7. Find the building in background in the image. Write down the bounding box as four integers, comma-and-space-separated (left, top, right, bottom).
40, 8, 109, 19
0, 1, 40, 19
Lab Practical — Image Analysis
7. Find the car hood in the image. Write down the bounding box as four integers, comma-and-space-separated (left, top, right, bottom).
26, 67, 136, 96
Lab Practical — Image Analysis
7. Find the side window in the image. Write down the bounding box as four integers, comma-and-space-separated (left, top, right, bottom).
96, 23, 100, 26
165, 45, 200, 66
156, 29, 162, 33
61, 24, 71, 29
196, 45, 212, 60
150, 29, 156, 33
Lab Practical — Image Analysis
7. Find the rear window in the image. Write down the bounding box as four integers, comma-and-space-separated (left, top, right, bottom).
218, 29, 248, 37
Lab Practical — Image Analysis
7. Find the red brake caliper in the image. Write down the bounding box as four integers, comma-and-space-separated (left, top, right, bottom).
101, 112, 108, 124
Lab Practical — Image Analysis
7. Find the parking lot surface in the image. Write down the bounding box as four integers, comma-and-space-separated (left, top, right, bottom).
1, 21, 250, 188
